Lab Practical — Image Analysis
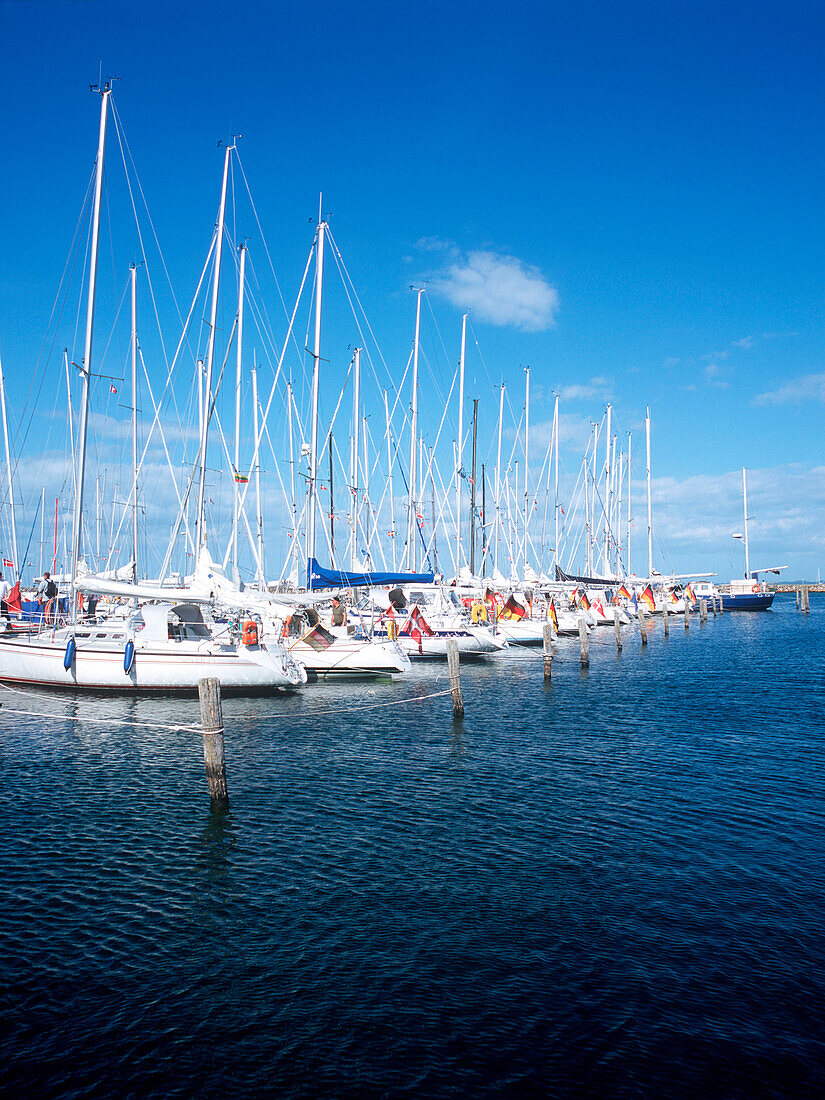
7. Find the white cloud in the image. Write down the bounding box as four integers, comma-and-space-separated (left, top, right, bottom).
427, 248, 559, 331
753, 372, 825, 406
733, 335, 756, 349
556, 376, 612, 402
703, 362, 729, 387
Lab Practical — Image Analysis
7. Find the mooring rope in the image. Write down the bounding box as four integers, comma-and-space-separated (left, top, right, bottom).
0, 682, 455, 733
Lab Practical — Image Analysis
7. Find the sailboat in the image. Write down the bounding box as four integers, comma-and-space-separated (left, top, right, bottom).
720, 468, 786, 610
0, 84, 305, 693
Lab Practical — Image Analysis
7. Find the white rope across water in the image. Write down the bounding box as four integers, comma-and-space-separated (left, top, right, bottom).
0, 683, 456, 733
0, 684, 202, 733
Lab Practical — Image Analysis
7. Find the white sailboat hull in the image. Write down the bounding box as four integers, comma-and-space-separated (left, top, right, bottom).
0, 634, 305, 692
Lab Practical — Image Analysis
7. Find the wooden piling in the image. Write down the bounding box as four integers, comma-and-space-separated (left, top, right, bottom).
663, 599, 669, 637
796, 586, 800, 610
639, 606, 648, 646
684, 598, 690, 630
804, 585, 810, 613
613, 607, 622, 651
446, 638, 464, 719
578, 616, 590, 668
700, 598, 707, 623
543, 624, 553, 680
199, 677, 228, 812
712, 595, 717, 617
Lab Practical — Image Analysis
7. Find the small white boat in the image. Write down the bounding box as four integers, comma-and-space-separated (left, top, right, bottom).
0, 602, 306, 692
270, 609, 411, 679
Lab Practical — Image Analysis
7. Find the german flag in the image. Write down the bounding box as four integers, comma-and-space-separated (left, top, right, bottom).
685, 583, 697, 604
303, 624, 335, 651
500, 594, 527, 620
640, 585, 656, 611
617, 584, 631, 600
577, 590, 591, 611
548, 599, 559, 633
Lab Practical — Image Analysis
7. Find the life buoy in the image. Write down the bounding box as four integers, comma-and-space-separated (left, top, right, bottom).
386, 619, 398, 641
750, 583, 759, 593
123, 640, 135, 674
63, 636, 76, 670
241, 620, 259, 646
471, 601, 487, 624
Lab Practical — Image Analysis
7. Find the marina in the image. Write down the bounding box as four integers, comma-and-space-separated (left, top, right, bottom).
2, 4, 825, 1097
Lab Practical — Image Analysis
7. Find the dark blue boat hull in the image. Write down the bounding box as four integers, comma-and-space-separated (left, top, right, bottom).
720, 592, 774, 611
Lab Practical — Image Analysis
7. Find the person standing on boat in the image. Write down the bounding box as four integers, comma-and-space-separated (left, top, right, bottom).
0, 572, 9, 619
36, 572, 58, 624
331, 594, 347, 627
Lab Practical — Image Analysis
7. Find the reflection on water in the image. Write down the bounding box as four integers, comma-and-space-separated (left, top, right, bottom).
198, 808, 236, 885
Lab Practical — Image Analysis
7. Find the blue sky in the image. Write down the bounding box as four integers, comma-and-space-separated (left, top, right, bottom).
1, 0, 823, 581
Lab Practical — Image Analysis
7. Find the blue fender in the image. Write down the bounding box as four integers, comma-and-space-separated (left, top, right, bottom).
63, 636, 76, 670
123, 639, 135, 674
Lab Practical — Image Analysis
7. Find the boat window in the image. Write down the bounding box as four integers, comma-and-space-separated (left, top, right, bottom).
75, 632, 90, 638
96, 633, 107, 638
113, 634, 124, 640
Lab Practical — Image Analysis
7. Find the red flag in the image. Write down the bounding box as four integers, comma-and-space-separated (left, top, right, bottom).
2, 557, 13, 568
6, 580, 21, 616
402, 604, 434, 653
110, 383, 118, 395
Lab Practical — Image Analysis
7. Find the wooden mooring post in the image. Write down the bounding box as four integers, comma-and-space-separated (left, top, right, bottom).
199, 677, 228, 812
796, 586, 800, 610
803, 585, 811, 613
684, 598, 690, 630
712, 595, 717, 617
639, 607, 648, 646
700, 598, 707, 623
613, 607, 622, 651
543, 624, 553, 680
446, 638, 464, 719
663, 599, 669, 637
578, 616, 590, 668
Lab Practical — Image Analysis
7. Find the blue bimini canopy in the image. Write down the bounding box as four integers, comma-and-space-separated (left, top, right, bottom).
307, 558, 435, 591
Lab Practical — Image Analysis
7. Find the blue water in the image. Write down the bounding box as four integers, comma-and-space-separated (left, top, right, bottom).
2, 597, 824, 1098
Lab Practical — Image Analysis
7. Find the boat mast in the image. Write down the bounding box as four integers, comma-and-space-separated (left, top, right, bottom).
252, 356, 265, 586
0, 350, 19, 578
407, 288, 423, 571
384, 390, 396, 570
307, 204, 326, 581
456, 311, 467, 569
196, 139, 233, 557
351, 347, 361, 571
603, 402, 612, 575
645, 406, 653, 577
71, 81, 111, 601
232, 243, 246, 583
495, 382, 504, 574
626, 431, 632, 576
553, 394, 559, 575
470, 397, 478, 576
523, 365, 530, 575
130, 263, 138, 582
742, 466, 750, 578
